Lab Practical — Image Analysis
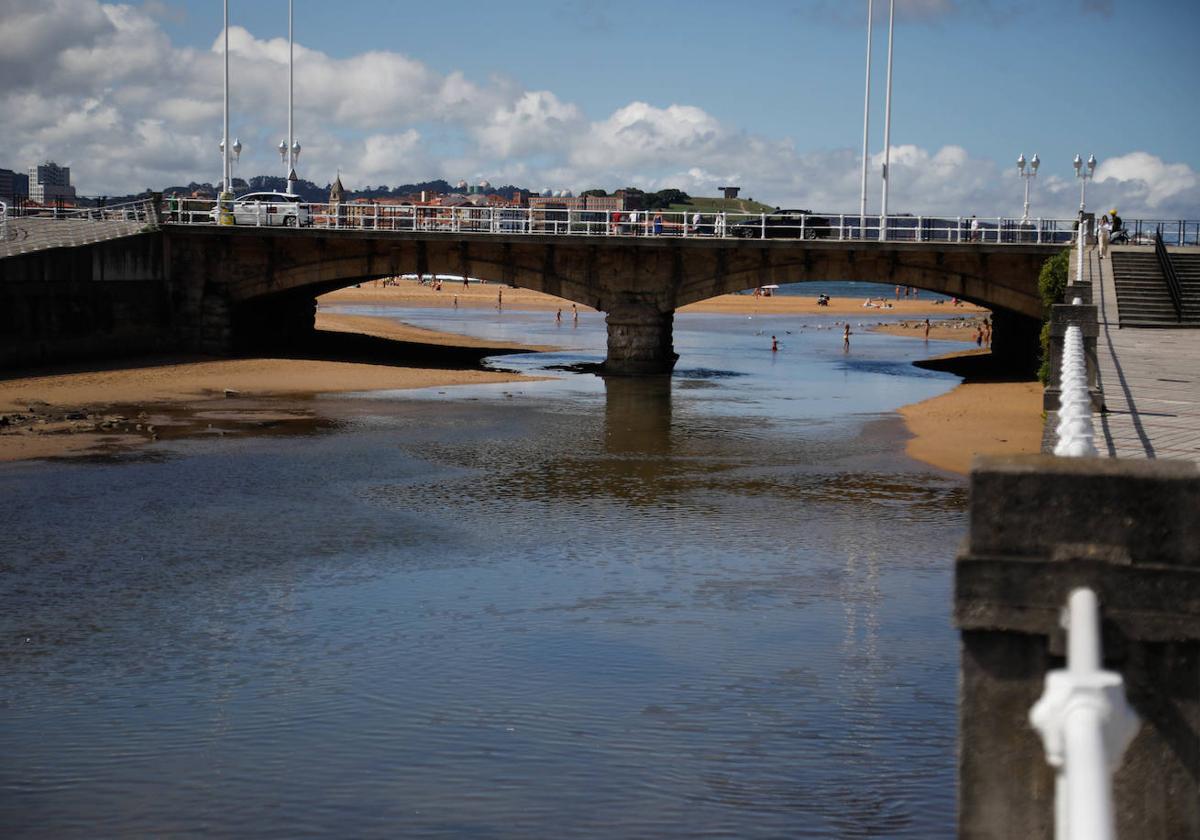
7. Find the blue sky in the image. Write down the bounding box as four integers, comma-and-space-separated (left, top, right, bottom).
4, 0, 1199, 215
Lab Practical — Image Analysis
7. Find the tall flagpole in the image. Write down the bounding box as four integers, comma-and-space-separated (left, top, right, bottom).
878, 0, 895, 241
221, 0, 231, 221
286, 0, 296, 195
859, 0, 873, 235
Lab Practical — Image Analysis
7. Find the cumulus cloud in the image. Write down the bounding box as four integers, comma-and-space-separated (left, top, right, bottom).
0, 0, 1196, 220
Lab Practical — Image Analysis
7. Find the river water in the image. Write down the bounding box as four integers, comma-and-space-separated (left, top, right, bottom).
1, 297, 970, 838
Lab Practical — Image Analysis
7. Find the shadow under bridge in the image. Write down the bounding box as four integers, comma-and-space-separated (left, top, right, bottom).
166, 226, 1056, 374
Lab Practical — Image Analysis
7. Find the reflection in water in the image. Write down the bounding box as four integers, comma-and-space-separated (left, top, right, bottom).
603, 374, 673, 456
1, 311, 969, 839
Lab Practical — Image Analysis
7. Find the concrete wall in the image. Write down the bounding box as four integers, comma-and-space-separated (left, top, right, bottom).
956, 455, 1200, 839
0, 232, 174, 367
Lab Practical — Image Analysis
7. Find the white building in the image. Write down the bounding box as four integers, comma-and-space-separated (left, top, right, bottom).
28, 161, 76, 203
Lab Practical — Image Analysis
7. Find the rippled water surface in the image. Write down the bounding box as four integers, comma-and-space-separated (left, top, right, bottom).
2, 308, 970, 838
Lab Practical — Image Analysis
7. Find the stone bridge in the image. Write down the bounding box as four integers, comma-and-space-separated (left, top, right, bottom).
1, 225, 1060, 372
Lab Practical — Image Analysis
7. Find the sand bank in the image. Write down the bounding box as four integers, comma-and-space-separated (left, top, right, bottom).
0, 313, 545, 462
896, 349, 1044, 474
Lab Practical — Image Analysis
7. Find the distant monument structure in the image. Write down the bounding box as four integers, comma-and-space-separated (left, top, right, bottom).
720, 186, 741, 200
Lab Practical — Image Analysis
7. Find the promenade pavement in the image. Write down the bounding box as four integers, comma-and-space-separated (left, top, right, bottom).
1084, 246, 1200, 464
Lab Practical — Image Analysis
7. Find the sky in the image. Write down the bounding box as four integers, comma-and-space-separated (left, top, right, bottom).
2, 0, 1199, 218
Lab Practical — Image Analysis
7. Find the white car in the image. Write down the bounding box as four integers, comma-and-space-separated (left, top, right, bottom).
212, 192, 310, 227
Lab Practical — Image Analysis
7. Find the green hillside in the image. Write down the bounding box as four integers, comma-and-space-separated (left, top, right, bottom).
667, 196, 776, 215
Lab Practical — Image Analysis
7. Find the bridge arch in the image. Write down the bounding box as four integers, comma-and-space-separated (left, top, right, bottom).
165, 227, 1056, 373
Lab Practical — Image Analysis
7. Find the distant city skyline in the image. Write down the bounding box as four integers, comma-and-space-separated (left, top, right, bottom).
2, 0, 1198, 217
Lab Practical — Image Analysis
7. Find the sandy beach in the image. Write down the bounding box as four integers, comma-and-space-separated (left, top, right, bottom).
1, 284, 1039, 471
320, 279, 989, 318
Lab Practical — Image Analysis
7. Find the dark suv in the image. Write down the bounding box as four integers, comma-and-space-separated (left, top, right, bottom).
730, 209, 832, 239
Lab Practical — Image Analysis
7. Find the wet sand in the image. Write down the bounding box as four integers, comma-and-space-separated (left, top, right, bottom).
0, 313, 546, 462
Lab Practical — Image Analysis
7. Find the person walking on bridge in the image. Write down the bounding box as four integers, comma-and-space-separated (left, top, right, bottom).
1098, 213, 1111, 259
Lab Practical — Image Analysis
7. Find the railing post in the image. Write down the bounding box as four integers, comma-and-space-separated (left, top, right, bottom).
1037, 218, 1043, 244
799, 213, 806, 239
760, 212, 766, 239
956, 216, 962, 243
917, 215, 923, 242
838, 214, 845, 240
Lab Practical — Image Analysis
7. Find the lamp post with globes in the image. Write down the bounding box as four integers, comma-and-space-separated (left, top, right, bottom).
1074, 153, 1097, 213
1017, 153, 1039, 223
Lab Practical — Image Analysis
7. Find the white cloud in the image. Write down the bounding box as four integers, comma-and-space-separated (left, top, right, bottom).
0, 0, 1196, 221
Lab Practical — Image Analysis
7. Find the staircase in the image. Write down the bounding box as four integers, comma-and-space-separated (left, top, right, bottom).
1110, 249, 1191, 326
1170, 252, 1200, 323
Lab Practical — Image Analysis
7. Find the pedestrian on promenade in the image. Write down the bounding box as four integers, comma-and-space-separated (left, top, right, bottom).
611, 210, 621, 235
653, 213, 663, 236
715, 212, 726, 237
629, 210, 639, 236
692, 211, 701, 235
970, 215, 980, 242
1098, 214, 1111, 259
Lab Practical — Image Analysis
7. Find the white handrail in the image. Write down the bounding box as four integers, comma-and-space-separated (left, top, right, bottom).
1030, 588, 1139, 840
0, 200, 7, 243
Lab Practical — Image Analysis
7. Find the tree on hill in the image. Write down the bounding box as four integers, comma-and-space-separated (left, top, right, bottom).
581, 188, 608, 197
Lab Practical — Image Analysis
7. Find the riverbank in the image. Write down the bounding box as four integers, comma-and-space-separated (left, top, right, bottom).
896, 349, 1043, 474
0, 303, 1039, 470
0, 312, 546, 462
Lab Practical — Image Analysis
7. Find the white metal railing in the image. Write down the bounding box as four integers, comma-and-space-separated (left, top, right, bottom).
1055, 232, 1097, 457
0, 200, 6, 243
157, 198, 1200, 247
0, 197, 158, 257
1030, 588, 1139, 840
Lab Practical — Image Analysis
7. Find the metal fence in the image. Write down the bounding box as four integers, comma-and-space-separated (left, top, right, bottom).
6, 196, 1200, 257
160, 199, 1200, 247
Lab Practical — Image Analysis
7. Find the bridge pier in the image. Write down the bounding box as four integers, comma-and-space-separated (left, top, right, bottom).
603, 304, 678, 376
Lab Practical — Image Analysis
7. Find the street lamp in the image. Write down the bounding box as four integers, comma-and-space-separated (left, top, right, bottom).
1073, 153, 1097, 213
1017, 153, 1039, 223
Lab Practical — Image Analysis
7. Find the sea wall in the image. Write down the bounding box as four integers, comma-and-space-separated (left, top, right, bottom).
0, 233, 175, 368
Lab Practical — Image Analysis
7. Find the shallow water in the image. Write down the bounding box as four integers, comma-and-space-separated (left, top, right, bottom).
1, 309, 969, 838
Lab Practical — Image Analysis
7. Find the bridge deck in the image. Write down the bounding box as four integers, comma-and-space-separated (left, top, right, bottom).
1085, 247, 1200, 463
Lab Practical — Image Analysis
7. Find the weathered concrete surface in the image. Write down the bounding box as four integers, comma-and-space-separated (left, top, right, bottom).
0, 231, 173, 367
956, 454, 1200, 840
160, 225, 1054, 372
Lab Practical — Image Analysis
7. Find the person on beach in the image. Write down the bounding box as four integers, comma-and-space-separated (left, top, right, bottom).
974, 326, 983, 347
463, 276, 469, 287
771, 335, 779, 352
843, 323, 852, 349
497, 288, 503, 310
454, 295, 459, 308
983, 318, 992, 347
572, 304, 579, 325
1097, 214, 1111, 259
923, 318, 931, 340
556, 308, 562, 323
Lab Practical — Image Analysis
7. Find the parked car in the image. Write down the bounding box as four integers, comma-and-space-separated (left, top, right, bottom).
212, 192, 311, 227
730, 209, 832, 239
